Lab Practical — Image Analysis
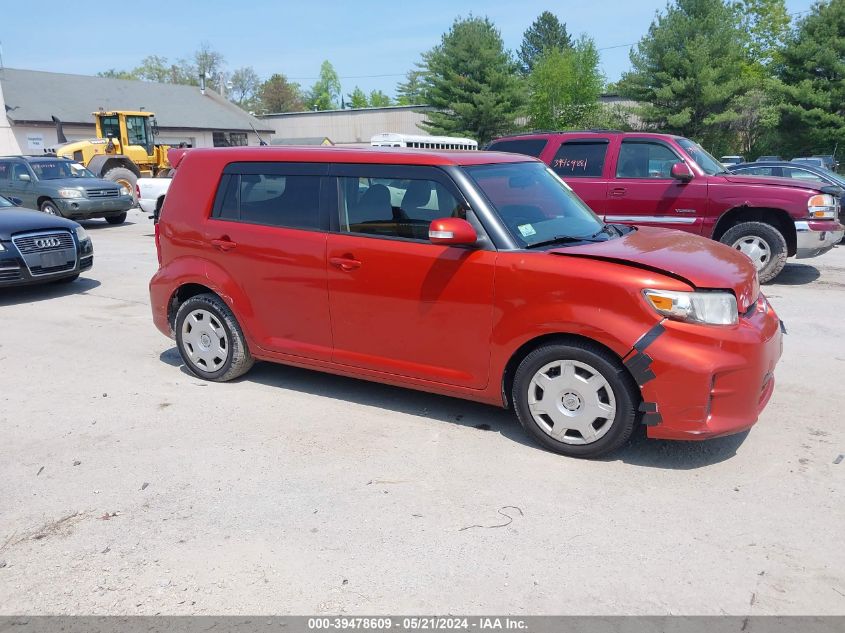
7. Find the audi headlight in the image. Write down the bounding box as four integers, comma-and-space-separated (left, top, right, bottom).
808, 193, 837, 219
75, 226, 89, 242
643, 289, 738, 326
57, 188, 83, 199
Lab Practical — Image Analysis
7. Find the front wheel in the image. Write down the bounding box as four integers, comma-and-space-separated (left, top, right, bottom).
720, 221, 787, 283
105, 212, 127, 225
512, 341, 639, 458
174, 293, 254, 382
40, 200, 61, 216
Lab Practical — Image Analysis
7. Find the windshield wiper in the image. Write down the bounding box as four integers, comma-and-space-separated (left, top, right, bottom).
526, 234, 602, 249
590, 224, 620, 239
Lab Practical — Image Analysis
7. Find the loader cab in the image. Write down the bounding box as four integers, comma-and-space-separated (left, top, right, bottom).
94, 111, 155, 157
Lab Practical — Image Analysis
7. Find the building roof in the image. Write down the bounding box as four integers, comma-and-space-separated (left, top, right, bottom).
259, 104, 434, 118
0, 67, 273, 132
270, 137, 334, 146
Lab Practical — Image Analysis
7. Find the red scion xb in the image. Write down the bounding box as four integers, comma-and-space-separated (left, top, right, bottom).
150, 147, 783, 458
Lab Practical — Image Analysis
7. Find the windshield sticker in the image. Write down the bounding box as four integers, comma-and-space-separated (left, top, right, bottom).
517, 224, 537, 237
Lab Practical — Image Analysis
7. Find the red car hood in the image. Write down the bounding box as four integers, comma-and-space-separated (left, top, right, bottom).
549, 227, 759, 312
720, 173, 826, 192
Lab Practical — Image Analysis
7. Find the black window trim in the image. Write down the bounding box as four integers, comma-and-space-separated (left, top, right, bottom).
615, 138, 683, 180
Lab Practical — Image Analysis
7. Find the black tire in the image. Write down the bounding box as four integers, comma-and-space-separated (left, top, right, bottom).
512, 341, 639, 458
174, 293, 254, 382
102, 166, 138, 203
52, 273, 79, 284
719, 221, 787, 284
105, 212, 127, 225
40, 200, 62, 216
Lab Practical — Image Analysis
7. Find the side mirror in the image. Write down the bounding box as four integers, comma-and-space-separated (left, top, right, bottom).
429, 217, 477, 246
670, 162, 693, 182
18, 173, 31, 182
9, 197, 23, 206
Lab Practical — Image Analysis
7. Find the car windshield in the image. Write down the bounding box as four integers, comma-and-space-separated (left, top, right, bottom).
463, 161, 606, 248
0, 195, 13, 208
29, 160, 96, 180
677, 138, 725, 175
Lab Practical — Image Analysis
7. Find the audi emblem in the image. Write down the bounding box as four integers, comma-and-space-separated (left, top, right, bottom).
35, 237, 61, 249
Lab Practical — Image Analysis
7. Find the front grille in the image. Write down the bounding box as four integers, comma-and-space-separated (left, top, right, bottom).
29, 260, 76, 276
12, 231, 74, 254
0, 263, 22, 281
86, 188, 120, 198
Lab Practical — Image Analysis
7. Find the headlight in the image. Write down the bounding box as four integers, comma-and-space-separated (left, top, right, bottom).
57, 188, 83, 199
643, 289, 738, 325
808, 194, 837, 219
75, 226, 89, 242
120, 186, 130, 196
0, 243, 5, 252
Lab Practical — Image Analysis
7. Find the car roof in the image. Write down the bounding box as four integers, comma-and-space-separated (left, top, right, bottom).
489, 130, 685, 142
0, 155, 71, 162
183, 146, 537, 167
732, 161, 820, 170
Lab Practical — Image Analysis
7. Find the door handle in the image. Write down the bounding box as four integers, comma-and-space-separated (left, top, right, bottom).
330, 256, 362, 272
211, 238, 237, 252
609, 187, 627, 197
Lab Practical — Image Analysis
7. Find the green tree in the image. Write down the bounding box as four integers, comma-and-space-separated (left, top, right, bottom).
257, 73, 305, 113
395, 70, 426, 105
133, 55, 171, 83
229, 66, 261, 109
619, 0, 752, 154
527, 36, 604, 130
348, 86, 369, 108
98, 69, 138, 80
734, 0, 791, 70
519, 11, 573, 74
308, 61, 342, 110
194, 42, 226, 83
421, 16, 524, 144
369, 90, 392, 107
776, 0, 845, 156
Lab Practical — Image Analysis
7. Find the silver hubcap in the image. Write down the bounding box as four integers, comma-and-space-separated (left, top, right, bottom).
528, 360, 616, 445
732, 236, 770, 271
43, 205, 56, 215
181, 309, 229, 372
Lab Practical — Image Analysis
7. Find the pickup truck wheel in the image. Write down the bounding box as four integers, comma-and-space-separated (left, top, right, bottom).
105, 212, 127, 225
175, 293, 254, 382
720, 222, 787, 283
512, 342, 639, 458
40, 200, 61, 216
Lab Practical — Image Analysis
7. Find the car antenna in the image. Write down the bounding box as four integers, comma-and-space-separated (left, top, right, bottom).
250, 124, 269, 146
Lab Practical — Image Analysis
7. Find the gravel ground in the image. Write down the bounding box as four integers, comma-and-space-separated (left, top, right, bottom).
0, 210, 842, 615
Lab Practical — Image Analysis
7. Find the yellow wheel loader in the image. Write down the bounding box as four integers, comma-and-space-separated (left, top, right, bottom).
50, 110, 172, 200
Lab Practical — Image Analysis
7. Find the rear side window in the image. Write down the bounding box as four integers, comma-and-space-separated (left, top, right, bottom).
0, 162, 10, 181
550, 141, 608, 178
487, 139, 548, 157
212, 163, 326, 230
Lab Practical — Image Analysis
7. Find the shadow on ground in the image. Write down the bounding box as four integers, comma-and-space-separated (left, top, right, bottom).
770, 263, 821, 286
0, 276, 100, 307
160, 347, 746, 470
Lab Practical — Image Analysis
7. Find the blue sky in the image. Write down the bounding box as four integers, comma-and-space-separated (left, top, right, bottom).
0, 0, 818, 98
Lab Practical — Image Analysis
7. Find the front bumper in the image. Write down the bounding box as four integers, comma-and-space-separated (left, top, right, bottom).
638, 296, 783, 441
0, 238, 93, 287
57, 195, 133, 219
794, 220, 844, 258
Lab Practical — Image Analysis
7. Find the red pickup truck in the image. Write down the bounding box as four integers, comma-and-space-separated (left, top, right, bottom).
487, 131, 844, 282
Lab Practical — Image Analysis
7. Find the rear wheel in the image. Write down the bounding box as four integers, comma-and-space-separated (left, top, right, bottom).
720, 221, 787, 283
105, 212, 127, 225
175, 293, 254, 382
102, 166, 138, 203
512, 341, 639, 458
40, 200, 61, 216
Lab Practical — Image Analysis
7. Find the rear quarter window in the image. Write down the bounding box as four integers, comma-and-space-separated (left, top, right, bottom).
486, 139, 548, 158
